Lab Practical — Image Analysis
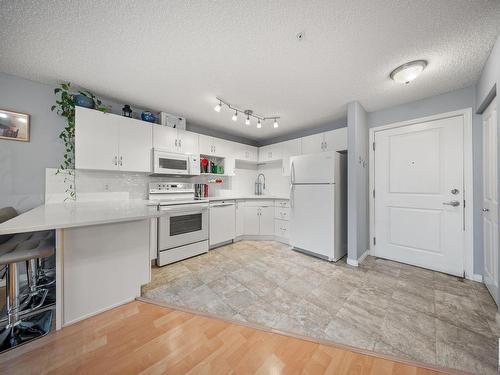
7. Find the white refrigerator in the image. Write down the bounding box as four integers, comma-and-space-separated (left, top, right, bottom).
289, 151, 347, 261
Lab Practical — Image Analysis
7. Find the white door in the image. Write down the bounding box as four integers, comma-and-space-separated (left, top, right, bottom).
301, 133, 324, 154
324, 128, 348, 152
178, 130, 199, 154
118, 117, 152, 172
259, 206, 275, 235
290, 152, 336, 184
75, 107, 119, 171
374, 116, 464, 276
483, 99, 498, 303
152, 125, 178, 152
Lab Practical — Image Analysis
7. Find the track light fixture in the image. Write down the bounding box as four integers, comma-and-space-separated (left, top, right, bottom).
213, 97, 280, 129
214, 100, 222, 112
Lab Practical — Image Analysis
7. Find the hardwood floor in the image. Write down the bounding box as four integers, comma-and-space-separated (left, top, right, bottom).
0, 301, 453, 374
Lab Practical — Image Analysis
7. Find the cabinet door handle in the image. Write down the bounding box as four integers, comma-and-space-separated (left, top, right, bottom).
179, 139, 182, 148
119, 156, 123, 166
175, 139, 178, 147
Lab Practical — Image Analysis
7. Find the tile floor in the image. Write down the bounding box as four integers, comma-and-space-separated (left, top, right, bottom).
142, 241, 499, 375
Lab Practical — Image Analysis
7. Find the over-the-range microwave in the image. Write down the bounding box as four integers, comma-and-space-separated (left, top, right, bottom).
151, 149, 200, 176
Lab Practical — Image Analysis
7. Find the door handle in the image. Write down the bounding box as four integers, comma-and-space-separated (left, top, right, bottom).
443, 200, 460, 207
113, 156, 118, 166
482, 208, 490, 212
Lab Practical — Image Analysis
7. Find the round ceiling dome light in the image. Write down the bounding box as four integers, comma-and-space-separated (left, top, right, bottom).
390, 60, 427, 84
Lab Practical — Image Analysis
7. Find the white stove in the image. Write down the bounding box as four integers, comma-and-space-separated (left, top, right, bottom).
149, 183, 209, 266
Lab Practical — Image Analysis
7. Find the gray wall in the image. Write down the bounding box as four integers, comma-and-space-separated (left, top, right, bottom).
366, 86, 483, 275
0, 72, 65, 212
475, 34, 500, 304
347, 101, 369, 261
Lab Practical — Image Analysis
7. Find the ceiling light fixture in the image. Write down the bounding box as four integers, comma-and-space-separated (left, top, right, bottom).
213, 98, 280, 129
390, 60, 427, 84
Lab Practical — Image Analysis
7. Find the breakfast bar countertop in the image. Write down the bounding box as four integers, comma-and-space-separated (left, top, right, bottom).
0, 200, 162, 235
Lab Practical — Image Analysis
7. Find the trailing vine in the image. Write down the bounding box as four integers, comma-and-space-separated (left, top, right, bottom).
51, 82, 108, 200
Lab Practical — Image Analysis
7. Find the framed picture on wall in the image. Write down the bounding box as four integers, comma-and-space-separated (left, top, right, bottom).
0, 109, 30, 142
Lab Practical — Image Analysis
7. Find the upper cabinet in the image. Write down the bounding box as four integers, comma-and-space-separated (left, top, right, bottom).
235, 144, 258, 162
75, 107, 152, 173
153, 125, 199, 154
279, 139, 301, 176
300, 127, 347, 154
258, 143, 282, 163
323, 127, 347, 152
199, 135, 219, 156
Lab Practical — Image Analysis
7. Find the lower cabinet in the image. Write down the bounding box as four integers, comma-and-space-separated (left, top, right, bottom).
215, 199, 290, 243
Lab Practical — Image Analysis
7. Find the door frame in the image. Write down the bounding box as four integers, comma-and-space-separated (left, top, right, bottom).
368, 108, 475, 280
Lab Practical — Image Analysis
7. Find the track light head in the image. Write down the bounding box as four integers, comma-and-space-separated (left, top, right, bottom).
257, 119, 262, 128
232, 111, 238, 121
273, 119, 279, 128
214, 101, 222, 112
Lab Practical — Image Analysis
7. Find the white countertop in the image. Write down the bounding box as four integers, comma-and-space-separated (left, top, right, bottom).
207, 195, 289, 201
0, 200, 162, 235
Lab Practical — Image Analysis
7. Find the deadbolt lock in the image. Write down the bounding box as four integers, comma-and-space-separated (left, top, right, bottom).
451, 189, 459, 195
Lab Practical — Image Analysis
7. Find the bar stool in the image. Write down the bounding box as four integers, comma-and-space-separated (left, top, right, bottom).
0, 236, 54, 351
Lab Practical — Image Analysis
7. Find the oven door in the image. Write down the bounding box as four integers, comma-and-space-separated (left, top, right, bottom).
158, 203, 209, 250
153, 150, 190, 175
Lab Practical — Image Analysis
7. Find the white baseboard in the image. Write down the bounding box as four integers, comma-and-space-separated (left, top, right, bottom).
346, 258, 358, 267
347, 249, 370, 267
471, 274, 483, 282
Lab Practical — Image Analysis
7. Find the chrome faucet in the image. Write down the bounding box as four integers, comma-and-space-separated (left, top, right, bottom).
255, 173, 266, 195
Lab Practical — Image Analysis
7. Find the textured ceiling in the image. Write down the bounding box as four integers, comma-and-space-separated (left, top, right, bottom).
1, 0, 499, 141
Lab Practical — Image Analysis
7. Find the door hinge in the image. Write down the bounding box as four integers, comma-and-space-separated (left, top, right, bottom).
372, 189, 375, 198
372, 142, 375, 151
373, 237, 376, 246
463, 200, 466, 208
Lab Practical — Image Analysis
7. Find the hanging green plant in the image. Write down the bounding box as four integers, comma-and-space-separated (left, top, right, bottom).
51, 82, 108, 200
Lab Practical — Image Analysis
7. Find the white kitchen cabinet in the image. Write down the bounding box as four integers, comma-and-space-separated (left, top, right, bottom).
323, 127, 347, 152
209, 201, 235, 247
236, 144, 258, 162
177, 130, 199, 154
152, 125, 178, 152
242, 201, 274, 236
75, 107, 119, 171
301, 132, 325, 154
153, 126, 199, 154
118, 117, 153, 172
242, 207, 260, 235
199, 135, 223, 156
274, 219, 289, 240
235, 201, 245, 237
259, 206, 275, 235
279, 139, 301, 176
75, 106, 152, 172
258, 143, 282, 163
301, 127, 348, 155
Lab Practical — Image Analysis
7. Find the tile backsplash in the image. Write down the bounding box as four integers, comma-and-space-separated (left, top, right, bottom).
45, 161, 287, 203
